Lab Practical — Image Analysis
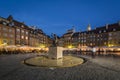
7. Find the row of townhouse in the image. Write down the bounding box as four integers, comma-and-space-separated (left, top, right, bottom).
0, 15, 52, 47
59, 22, 120, 48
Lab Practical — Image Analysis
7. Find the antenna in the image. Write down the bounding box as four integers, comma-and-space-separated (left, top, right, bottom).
72, 26, 75, 32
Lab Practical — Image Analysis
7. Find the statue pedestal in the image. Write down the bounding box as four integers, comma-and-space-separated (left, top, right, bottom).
48, 46, 63, 59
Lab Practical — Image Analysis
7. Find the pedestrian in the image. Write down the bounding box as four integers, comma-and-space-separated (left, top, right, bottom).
92, 47, 96, 58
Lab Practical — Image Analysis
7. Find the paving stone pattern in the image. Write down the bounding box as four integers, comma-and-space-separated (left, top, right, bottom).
0, 53, 120, 80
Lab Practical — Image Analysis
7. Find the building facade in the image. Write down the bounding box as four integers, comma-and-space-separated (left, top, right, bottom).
0, 15, 51, 47
61, 22, 120, 48
61, 28, 75, 48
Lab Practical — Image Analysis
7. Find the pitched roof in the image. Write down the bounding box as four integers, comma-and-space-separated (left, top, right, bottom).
72, 32, 79, 37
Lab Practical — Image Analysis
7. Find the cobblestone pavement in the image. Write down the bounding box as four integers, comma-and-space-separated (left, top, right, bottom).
0, 53, 120, 80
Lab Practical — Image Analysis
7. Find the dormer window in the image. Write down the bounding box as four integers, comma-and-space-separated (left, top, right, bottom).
9, 24, 12, 26
3, 22, 7, 25
11, 22, 14, 26
9, 22, 14, 27
9, 22, 14, 26
21, 25, 24, 27
31, 31, 33, 33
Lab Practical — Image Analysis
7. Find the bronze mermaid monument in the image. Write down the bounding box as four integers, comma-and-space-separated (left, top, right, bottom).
51, 33, 58, 47
49, 33, 63, 59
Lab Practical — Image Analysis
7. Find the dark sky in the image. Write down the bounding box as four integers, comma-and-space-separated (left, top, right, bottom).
0, 0, 120, 36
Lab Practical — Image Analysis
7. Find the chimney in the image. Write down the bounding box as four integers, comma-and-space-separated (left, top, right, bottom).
7, 15, 13, 22
79, 29, 82, 32
106, 24, 108, 29
72, 26, 75, 33
118, 21, 120, 26
22, 21, 25, 24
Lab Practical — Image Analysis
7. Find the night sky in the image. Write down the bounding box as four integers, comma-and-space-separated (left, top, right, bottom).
0, 0, 120, 36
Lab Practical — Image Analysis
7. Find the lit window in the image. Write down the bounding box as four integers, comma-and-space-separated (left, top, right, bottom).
4, 33, 7, 37
10, 35, 14, 38
104, 30, 106, 32
25, 36, 28, 40
22, 30, 24, 33
3, 27, 7, 31
17, 29, 20, 32
81, 40, 83, 42
90, 43, 92, 46
17, 35, 20, 38
113, 28, 116, 31
3, 40, 7, 44
21, 36, 24, 39
84, 40, 86, 42
109, 33, 112, 36
9, 40, 13, 44
104, 42, 107, 45
9, 29, 12, 32
109, 37, 112, 40
26, 31, 28, 35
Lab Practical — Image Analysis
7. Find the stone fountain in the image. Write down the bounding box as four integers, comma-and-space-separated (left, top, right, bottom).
24, 33, 84, 68
48, 33, 63, 59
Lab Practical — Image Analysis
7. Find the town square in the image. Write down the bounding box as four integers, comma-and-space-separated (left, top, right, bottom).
0, 0, 120, 80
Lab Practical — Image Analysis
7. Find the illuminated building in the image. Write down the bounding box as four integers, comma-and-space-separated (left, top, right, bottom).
0, 16, 15, 45
61, 22, 120, 48
0, 15, 51, 47
61, 28, 75, 48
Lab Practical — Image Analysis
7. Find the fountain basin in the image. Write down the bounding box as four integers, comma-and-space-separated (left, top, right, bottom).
24, 55, 84, 68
